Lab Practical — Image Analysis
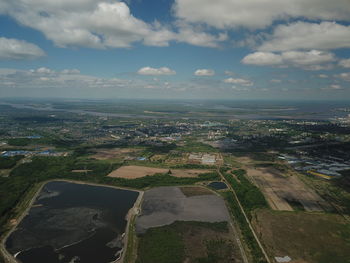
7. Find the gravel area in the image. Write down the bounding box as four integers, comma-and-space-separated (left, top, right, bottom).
135, 186, 230, 233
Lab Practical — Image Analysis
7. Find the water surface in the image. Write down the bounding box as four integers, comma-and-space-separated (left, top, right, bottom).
6, 181, 139, 263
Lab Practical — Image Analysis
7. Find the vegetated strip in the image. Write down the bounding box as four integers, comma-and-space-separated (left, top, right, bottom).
220, 168, 269, 263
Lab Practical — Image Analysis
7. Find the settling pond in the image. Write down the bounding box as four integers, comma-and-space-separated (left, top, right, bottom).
5, 181, 139, 263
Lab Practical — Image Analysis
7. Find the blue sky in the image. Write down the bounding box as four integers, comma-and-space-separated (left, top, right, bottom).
0, 0, 349, 100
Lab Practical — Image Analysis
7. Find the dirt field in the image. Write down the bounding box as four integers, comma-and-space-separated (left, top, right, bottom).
108, 166, 212, 179
91, 148, 140, 160
170, 169, 212, 177
252, 209, 350, 263
246, 167, 327, 211
107, 165, 168, 178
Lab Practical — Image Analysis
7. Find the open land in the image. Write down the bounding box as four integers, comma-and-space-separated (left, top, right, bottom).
136, 221, 244, 263
91, 148, 141, 160
170, 169, 212, 177
135, 186, 244, 263
252, 209, 350, 263
246, 167, 327, 211
107, 165, 212, 179
1, 100, 350, 263
107, 165, 169, 178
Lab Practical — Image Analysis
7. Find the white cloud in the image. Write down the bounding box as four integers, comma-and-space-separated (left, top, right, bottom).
0, 67, 153, 90
336, 72, 350, 82
173, 0, 350, 30
242, 50, 336, 70
318, 74, 328, 78
0, 0, 225, 49
224, 70, 235, 76
137, 67, 176, 76
61, 69, 81, 74
0, 37, 45, 60
35, 67, 53, 74
242, 52, 283, 66
257, 22, 350, 52
231, 86, 249, 91
339, 58, 350, 68
270, 79, 282, 83
223, 77, 253, 86
329, 84, 342, 89
194, 69, 215, 76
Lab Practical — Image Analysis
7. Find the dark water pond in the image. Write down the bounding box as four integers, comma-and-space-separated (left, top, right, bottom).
208, 181, 227, 190
6, 181, 139, 263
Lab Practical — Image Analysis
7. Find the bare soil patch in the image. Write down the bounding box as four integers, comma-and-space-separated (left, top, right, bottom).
107, 165, 168, 179
91, 148, 140, 160
108, 166, 212, 179
246, 167, 327, 211
171, 169, 212, 178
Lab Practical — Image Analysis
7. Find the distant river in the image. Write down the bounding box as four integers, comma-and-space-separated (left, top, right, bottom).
5, 181, 139, 263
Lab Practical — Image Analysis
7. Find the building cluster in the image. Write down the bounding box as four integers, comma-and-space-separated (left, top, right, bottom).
279, 154, 350, 180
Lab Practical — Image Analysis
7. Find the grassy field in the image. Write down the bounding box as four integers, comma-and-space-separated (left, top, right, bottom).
136, 221, 242, 263
252, 209, 350, 263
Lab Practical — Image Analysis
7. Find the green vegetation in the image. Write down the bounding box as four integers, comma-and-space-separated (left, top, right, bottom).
124, 215, 138, 263
177, 139, 218, 153
253, 209, 350, 263
7, 138, 31, 146
196, 239, 232, 263
136, 224, 185, 263
223, 169, 268, 217
136, 221, 230, 263
0, 156, 23, 169
222, 192, 267, 263
170, 163, 216, 169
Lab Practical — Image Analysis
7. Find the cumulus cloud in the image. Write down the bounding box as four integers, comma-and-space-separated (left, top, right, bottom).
270, 79, 282, 83
0, 37, 45, 60
0, 67, 148, 90
318, 74, 328, 78
257, 22, 350, 52
194, 69, 215, 76
35, 67, 53, 74
336, 72, 350, 82
242, 52, 283, 66
137, 67, 176, 76
339, 58, 350, 68
0, 0, 225, 49
329, 84, 343, 89
242, 50, 336, 70
173, 0, 350, 30
223, 77, 253, 86
61, 69, 81, 74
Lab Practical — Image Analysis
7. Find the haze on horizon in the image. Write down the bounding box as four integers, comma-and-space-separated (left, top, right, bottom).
0, 0, 350, 100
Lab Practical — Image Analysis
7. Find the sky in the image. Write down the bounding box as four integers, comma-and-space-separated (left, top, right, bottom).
0, 0, 350, 100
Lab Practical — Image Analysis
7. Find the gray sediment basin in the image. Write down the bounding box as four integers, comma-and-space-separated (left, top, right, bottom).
135, 186, 230, 233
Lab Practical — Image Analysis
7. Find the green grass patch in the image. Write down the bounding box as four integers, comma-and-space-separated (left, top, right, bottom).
136, 225, 184, 263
